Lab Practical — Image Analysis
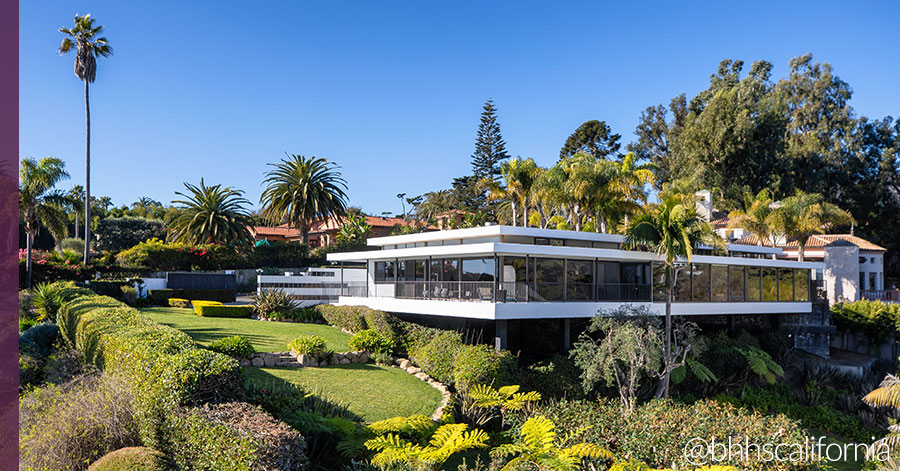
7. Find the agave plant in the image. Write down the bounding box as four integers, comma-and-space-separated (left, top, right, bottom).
491, 415, 613, 471
251, 288, 296, 318
31, 283, 63, 320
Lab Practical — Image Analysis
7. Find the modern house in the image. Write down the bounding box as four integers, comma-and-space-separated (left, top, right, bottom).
326, 225, 828, 354
257, 267, 366, 307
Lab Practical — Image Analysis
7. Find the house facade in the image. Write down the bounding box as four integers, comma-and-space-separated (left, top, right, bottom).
326, 225, 826, 352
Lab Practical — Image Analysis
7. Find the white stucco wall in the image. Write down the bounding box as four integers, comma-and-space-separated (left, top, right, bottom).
823, 245, 860, 303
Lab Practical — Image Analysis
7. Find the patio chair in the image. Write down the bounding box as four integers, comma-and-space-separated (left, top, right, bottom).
477, 287, 492, 300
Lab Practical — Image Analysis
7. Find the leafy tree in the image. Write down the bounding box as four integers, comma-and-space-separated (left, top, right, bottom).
260, 154, 348, 245
95, 216, 166, 252
484, 157, 538, 226
167, 179, 252, 247
727, 189, 777, 246
628, 95, 688, 187
625, 193, 724, 397
471, 99, 510, 182
560, 120, 621, 160
59, 13, 112, 263
19, 157, 70, 288
336, 214, 372, 247
490, 415, 612, 471
365, 423, 489, 470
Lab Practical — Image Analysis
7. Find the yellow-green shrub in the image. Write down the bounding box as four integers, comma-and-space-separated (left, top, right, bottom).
192, 300, 223, 315
167, 298, 190, 308
194, 304, 253, 318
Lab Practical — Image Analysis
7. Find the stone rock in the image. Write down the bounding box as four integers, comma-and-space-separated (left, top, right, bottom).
415, 372, 429, 381
264, 355, 277, 367
358, 353, 370, 363
251, 357, 264, 367
298, 354, 311, 366
239, 359, 250, 367
346, 352, 358, 362
340, 358, 351, 364
308, 357, 319, 367
398, 359, 411, 369
333, 353, 344, 362
406, 366, 421, 374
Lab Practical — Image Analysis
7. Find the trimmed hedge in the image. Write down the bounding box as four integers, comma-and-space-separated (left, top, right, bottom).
314, 304, 368, 333
55, 293, 241, 447
195, 304, 253, 318
167, 298, 190, 308
85, 280, 132, 300
192, 300, 223, 314
87, 447, 168, 471
148, 289, 236, 306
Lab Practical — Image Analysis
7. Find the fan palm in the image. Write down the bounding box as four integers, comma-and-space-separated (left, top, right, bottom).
260, 155, 348, 245
167, 179, 252, 247
625, 192, 724, 397
20, 157, 70, 288
59, 13, 112, 263
66, 185, 85, 239
769, 190, 855, 261
491, 415, 613, 471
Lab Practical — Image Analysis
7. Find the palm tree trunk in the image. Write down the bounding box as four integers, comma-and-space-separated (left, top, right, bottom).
798, 244, 805, 262
511, 200, 517, 227
83, 80, 91, 264
26, 231, 33, 289
663, 265, 673, 398
299, 219, 309, 246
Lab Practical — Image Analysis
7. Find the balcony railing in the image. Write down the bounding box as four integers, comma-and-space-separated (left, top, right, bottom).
862, 289, 900, 303
346, 280, 653, 303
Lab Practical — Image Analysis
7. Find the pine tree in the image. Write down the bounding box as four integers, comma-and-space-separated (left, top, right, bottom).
471, 99, 510, 181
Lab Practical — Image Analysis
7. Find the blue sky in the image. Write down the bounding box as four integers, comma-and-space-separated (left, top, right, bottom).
19, 1, 900, 215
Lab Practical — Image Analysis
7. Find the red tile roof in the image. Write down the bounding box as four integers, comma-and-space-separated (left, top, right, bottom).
248, 225, 300, 237
735, 233, 885, 251
309, 216, 434, 233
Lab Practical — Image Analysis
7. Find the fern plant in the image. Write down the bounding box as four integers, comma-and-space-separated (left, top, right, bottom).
365, 423, 489, 470
465, 384, 541, 428
735, 346, 783, 384
490, 415, 613, 471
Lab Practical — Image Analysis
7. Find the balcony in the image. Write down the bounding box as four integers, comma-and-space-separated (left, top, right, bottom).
861, 289, 900, 303
343, 281, 652, 303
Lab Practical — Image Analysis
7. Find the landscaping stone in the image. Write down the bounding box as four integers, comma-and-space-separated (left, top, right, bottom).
333, 353, 344, 362
264, 355, 277, 367
308, 357, 319, 367
415, 372, 429, 381
406, 366, 421, 374
398, 359, 411, 369
239, 359, 250, 367
251, 357, 264, 367
358, 353, 369, 363
340, 358, 350, 364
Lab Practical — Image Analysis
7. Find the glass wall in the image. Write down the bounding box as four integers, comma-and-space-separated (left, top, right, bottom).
675, 264, 692, 302
462, 258, 495, 281
374, 261, 395, 282
762, 267, 778, 301
778, 268, 794, 301
532, 258, 564, 301
795, 269, 810, 302
691, 263, 710, 302
567, 259, 593, 300
652, 262, 667, 302
746, 267, 761, 301
500, 256, 527, 301
442, 259, 459, 282
728, 265, 745, 301
711, 265, 728, 302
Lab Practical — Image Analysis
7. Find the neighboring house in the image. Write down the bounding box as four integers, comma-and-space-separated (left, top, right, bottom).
434, 210, 470, 230
248, 225, 300, 243
307, 216, 434, 248
257, 267, 366, 307
326, 225, 826, 354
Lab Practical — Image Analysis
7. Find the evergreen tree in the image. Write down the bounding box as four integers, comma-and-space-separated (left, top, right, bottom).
471, 99, 510, 181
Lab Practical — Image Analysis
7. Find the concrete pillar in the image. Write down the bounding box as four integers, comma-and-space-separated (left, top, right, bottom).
561, 318, 571, 353
494, 320, 508, 351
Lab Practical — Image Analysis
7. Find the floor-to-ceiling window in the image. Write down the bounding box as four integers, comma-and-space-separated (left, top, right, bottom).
596, 261, 620, 301
728, 265, 745, 302
462, 257, 495, 300
532, 258, 563, 301
795, 269, 810, 302
762, 267, 778, 301
567, 259, 594, 301
746, 266, 762, 302
711, 265, 728, 302
674, 264, 692, 302
691, 263, 710, 302
778, 268, 794, 302
652, 262, 667, 302
500, 256, 527, 302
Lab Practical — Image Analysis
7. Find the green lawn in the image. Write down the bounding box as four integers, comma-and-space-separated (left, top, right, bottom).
141, 307, 351, 352
243, 364, 443, 422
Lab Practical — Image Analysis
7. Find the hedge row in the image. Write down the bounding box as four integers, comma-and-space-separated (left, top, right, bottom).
831, 299, 900, 343
147, 289, 236, 305
314, 304, 518, 390
196, 305, 254, 318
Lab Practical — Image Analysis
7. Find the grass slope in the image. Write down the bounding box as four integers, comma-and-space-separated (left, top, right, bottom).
244, 364, 443, 422
142, 307, 351, 352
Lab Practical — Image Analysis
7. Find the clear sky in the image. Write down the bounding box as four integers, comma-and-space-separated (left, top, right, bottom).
19, 1, 900, 215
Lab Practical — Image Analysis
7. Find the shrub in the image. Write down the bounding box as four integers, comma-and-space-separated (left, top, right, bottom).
521, 354, 585, 400
61, 237, 86, 253
120, 286, 138, 306
117, 238, 244, 272
195, 304, 253, 318
20, 323, 60, 357
208, 336, 255, 358
95, 217, 166, 253
452, 344, 519, 392
831, 299, 900, 343
509, 398, 814, 471
32, 282, 64, 320
410, 330, 464, 384
348, 329, 394, 353
148, 288, 236, 305
288, 335, 330, 356
85, 280, 131, 299
363, 308, 404, 352
167, 298, 190, 308
192, 300, 223, 314
252, 289, 297, 318
315, 304, 368, 333
269, 307, 324, 323
19, 316, 40, 332
372, 351, 393, 366
87, 447, 169, 471
19, 374, 140, 471
160, 402, 307, 471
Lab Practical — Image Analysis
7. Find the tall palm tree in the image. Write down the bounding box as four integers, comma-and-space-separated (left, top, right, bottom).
66, 185, 85, 239
625, 192, 724, 397
20, 158, 70, 288
727, 189, 776, 246
59, 14, 112, 264
260, 155, 348, 245
167, 179, 252, 247
483, 157, 538, 226
769, 191, 855, 261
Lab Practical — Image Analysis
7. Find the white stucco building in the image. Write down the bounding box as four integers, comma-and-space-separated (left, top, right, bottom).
257, 267, 366, 307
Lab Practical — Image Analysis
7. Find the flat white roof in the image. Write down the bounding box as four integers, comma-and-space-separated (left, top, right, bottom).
365, 225, 781, 254
327, 241, 822, 270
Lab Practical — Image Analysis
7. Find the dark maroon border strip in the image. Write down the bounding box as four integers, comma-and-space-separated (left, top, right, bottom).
0, 0, 19, 467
